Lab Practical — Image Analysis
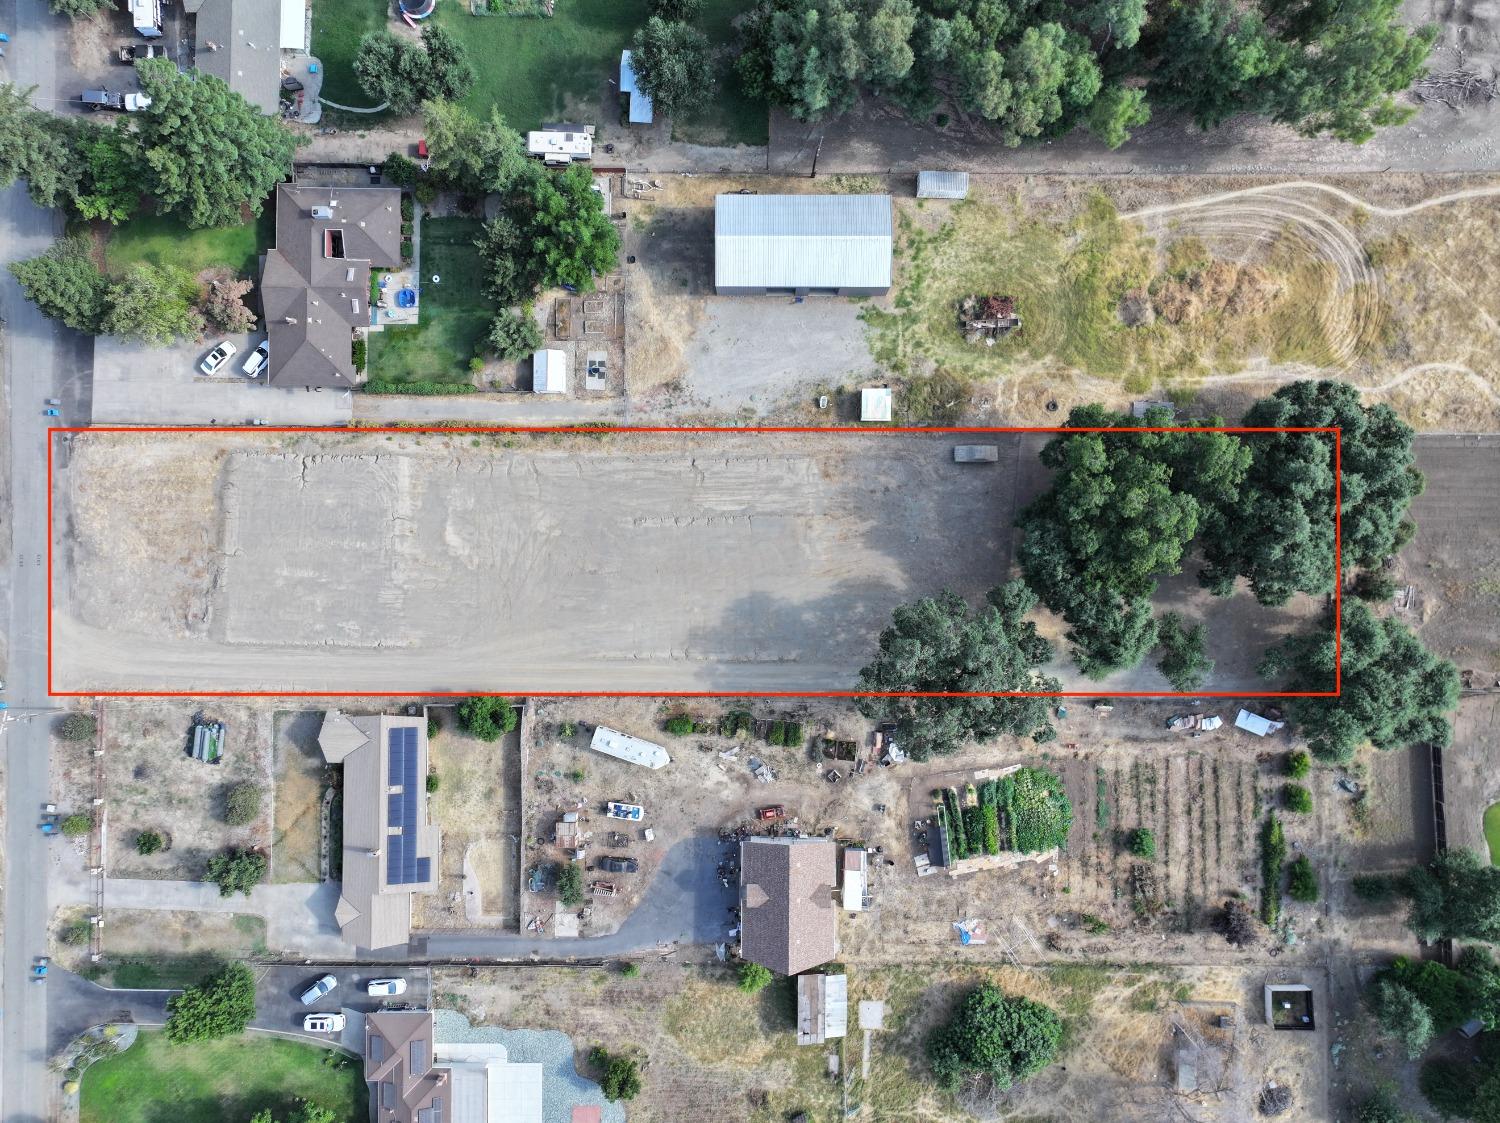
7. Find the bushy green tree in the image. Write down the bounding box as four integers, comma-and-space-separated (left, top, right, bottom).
72, 124, 140, 224
205, 848, 267, 897
164, 962, 257, 1043
9, 238, 108, 334
737, 0, 871, 120
1201, 381, 1424, 604
1357, 1085, 1415, 1123
99, 262, 203, 344
630, 18, 715, 116
487, 310, 542, 360
927, 985, 1063, 1091
558, 861, 584, 906
1381, 956, 1475, 1033
49, 0, 109, 14
222, 783, 263, 827
590, 1047, 643, 1101
857, 580, 1058, 760
1287, 854, 1318, 901
1404, 848, 1500, 944
355, 26, 475, 115
133, 58, 298, 229
135, 830, 164, 855
1259, 599, 1458, 763
57, 711, 98, 742
422, 100, 531, 196
456, 696, 518, 741
514, 163, 621, 293
1285, 750, 1311, 778
1086, 84, 1151, 148
652, 0, 703, 18
1370, 977, 1433, 1059
737, 962, 773, 992
1283, 783, 1313, 813
1155, 613, 1214, 692
1127, 828, 1155, 859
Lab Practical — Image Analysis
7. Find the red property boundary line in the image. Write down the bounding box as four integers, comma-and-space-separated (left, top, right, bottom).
46, 424, 1343, 699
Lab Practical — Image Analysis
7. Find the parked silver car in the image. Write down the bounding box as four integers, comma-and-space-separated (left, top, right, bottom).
299, 973, 337, 1005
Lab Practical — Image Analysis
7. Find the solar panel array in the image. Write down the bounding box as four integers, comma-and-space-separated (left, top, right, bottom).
385, 725, 428, 886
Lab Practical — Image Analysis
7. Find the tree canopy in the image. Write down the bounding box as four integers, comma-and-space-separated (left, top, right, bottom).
355, 26, 475, 115
8, 237, 109, 334
1258, 598, 1458, 763
1155, 613, 1214, 692
735, 0, 1433, 146
164, 962, 257, 1043
1404, 849, 1500, 944
456, 696, 518, 741
630, 18, 715, 116
1369, 977, 1433, 1059
134, 58, 299, 229
1201, 380, 1424, 605
927, 985, 1063, 1091
856, 580, 1058, 759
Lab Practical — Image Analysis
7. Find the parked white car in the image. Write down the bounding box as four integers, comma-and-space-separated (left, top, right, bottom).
299, 973, 338, 1005
199, 340, 237, 376
303, 1012, 345, 1033
366, 978, 407, 997
241, 340, 269, 377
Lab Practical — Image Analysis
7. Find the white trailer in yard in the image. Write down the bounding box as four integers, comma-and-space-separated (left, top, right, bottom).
589, 726, 671, 769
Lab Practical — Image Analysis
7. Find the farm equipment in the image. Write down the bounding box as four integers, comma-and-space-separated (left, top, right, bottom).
589, 880, 617, 897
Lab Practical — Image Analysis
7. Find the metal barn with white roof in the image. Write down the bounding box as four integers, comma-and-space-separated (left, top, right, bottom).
714, 194, 893, 296
532, 349, 567, 394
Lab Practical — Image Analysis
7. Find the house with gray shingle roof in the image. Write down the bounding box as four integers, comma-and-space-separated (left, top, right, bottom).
739, 837, 838, 976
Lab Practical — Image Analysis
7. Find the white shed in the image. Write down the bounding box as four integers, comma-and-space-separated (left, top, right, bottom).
841, 847, 868, 911
532, 349, 567, 394
860, 387, 893, 422
589, 726, 671, 769
917, 171, 969, 199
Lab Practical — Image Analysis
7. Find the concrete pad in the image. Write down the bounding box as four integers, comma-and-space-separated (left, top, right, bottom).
92, 334, 352, 426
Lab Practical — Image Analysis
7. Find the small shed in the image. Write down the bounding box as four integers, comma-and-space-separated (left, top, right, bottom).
619, 51, 655, 124
860, 387, 893, 422
1264, 984, 1316, 1030
532, 349, 567, 394
796, 972, 849, 1045
841, 847, 868, 912
589, 726, 671, 769
917, 171, 969, 200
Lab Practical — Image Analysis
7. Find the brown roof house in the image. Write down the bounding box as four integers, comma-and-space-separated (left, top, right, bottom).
739, 837, 838, 976
261, 185, 402, 389
320, 711, 440, 951
365, 1010, 449, 1123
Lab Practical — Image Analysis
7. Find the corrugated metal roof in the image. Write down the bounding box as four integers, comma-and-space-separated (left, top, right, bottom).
715, 195, 892, 290
917, 171, 969, 199
619, 51, 654, 124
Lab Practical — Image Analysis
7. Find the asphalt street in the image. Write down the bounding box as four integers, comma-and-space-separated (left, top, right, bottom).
1, 3, 80, 1120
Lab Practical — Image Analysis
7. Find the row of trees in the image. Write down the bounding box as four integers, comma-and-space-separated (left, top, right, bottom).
735, 0, 1434, 147
1, 61, 297, 231
858, 380, 1457, 764
421, 101, 620, 359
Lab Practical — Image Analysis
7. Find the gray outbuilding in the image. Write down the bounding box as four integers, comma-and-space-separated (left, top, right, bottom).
714, 194, 892, 296
917, 171, 969, 199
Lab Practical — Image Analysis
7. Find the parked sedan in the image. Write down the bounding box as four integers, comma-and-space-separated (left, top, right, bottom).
241, 340, 270, 377
299, 973, 338, 1005
199, 340, 237, 376
303, 1012, 345, 1033
366, 978, 408, 997
117, 43, 166, 64
599, 855, 639, 874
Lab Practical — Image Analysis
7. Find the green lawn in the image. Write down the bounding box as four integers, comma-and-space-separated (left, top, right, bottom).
1486, 801, 1500, 865
80, 1032, 366, 1123
367, 217, 489, 385
103, 207, 275, 279
309, 0, 387, 108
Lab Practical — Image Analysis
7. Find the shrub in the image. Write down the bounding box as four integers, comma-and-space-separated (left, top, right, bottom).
1287, 855, 1319, 902
456, 696, 517, 741
1356, 1087, 1412, 1123
767, 721, 786, 746
164, 962, 256, 1043
558, 861, 584, 906
567, 769, 585, 783
927, 985, 1063, 1091
1355, 571, 1399, 602
590, 1047, 642, 1102
1080, 913, 1110, 934
784, 721, 802, 746
60, 918, 92, 945
1285, 750, 1311, 778
427, 712, 441, 740
57, 712, 97, 742
351, 337, 367, 373
1003, 767, 1073, 853
135, 829, 164, 855
414, 181, 438, 205
222, 782, 263, 827
1220, 898, 1257, 946
382, 152, 420, 187
1127, 828, 1156, 859
426, 772, 440, 793
737, 961, 772, 993
663, 715, 694, 736
468, 355, 486, 375
1353, 874, 1397, 902
1372, 978, 1434, 1059
1283, 783, 1313, 814
205, 848, 267, 897
61, 813, 92, 837
362, 379, 477, 395
400, 195, 414, 221
487, 309, 542, 360
620, 962, 640, 978
1260, 815, 1286, 926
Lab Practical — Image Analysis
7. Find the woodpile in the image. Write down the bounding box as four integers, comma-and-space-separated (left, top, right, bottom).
957, 294, 1022, 344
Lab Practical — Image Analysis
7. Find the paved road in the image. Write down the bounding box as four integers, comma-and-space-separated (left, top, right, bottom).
418, 835, 738, 960
1, 3, 77, 1119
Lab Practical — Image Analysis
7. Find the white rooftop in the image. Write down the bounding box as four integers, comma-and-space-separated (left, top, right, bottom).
619, 50, 655, 124
532, 349, 567, 394
590, 725, 671, 769
860, 387, 893, 422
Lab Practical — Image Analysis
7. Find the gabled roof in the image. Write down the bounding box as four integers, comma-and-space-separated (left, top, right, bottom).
365, 1010, 449, 1123
191, 0, 283, 115
739, 837, 837, 976
262, 185, 403, 389
714, 194, 892, 291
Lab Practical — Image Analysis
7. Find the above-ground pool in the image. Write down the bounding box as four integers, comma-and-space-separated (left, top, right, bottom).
396, 288, 417, 308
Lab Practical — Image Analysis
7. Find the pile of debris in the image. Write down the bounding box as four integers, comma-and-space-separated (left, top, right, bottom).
957, 295, 1022, 345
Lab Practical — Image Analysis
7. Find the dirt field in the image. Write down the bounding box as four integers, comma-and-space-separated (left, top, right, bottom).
46, 700, 275, 880
270, 710, 330, 884
435, 957, 1332, 1123
49, 906, 265, 988
414, 714, 521, 930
